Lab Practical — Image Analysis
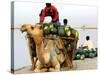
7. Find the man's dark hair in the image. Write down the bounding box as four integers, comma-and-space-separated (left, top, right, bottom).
86, 36, 90, 40
63, 19, 68, 25
46, 3, 51, 7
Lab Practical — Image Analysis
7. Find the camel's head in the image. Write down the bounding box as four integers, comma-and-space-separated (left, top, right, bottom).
20, 24, 34, 33
20, 23, 43, 45
32, 23, 43, 36
31, 23, 43, 45
32, 24, 43, 38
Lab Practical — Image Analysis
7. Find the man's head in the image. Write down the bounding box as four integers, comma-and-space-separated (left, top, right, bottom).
46, 3, 51, 7
63, 19, 68, 25
86, 36, 90, 41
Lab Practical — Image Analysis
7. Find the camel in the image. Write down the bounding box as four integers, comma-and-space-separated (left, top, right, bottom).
20, 23, 65, 72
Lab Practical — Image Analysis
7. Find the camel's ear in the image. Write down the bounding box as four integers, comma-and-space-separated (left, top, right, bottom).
31, 26, 34, 30
39, 25, 42, 29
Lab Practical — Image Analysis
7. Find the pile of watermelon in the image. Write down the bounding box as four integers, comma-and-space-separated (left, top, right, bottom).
43, 23, 58, 35
74, 47, 97, 60
43, 23, 79, 39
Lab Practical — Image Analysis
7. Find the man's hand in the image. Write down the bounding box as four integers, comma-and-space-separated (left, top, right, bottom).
40, 22, 43, 25
52, 20, 56, 23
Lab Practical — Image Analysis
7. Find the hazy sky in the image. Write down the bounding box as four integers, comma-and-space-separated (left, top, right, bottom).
14, 2, 97, 27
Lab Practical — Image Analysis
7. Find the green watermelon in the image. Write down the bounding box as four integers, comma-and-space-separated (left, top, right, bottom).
85, 52, 89, 58
89, 48, 97, 57
53, 23, 58, 28
58, 27, 65, 37
64, 26, 70, 31
49, 24, 54, 29
71, 29, 79, 38
76, 47, 83, 54
75, 54, 81, 60
64, 26, 71, 37
93, 51, 97, 57
50, 28, 57, 34
83, 48, 89, 51
80, 54, 85, 60
43, 26, 51, 34
65, 30, 71, 37
82, 48, 89, 58
43, 23, 50, 28
89, 53, 95, 58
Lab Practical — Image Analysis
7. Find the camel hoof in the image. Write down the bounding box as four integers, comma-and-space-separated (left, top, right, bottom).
49, 68, 60, 72
31, 66, 35, 70
33, 68, 39, 72
68, 65, 73, 69
40, 68, 48, 72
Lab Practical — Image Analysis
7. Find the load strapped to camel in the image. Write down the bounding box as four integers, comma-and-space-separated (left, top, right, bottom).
42, 22, 79, 40
42, 23, 79, 68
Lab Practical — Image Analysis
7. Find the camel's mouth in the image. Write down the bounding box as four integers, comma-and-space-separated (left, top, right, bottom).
21, 28, 27, 33
20, 26, 27, 33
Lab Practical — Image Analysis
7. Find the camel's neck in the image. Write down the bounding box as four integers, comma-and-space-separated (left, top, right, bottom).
27, 28, 33, 36
34, 36, 45, 55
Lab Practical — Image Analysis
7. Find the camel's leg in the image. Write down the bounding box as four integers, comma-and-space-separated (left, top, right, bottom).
27, 37, 36, 70
34, 60, 42, 72
67, 40, 77, 69
31, 57, 35, 70
49, 56, 60, 72
34, 60, 48, 72
61, 39, 73, 68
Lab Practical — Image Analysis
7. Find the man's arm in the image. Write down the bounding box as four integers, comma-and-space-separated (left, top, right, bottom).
52, 6, 59, 22
40, 9, 46, 22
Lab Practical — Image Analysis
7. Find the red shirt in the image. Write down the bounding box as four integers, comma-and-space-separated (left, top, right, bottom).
40, 5, 59, 22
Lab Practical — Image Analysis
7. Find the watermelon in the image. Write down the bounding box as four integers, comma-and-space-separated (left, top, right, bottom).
53, 23, 58, 28
43, 23, 51, 28
64, 26, 70, 31
50, 28, 57, 34
83, 48, 89, 51
64, 26, 71, 37
65, 30, 71, 37
93, 51, 97, 57
76, 47, 83, 54
71, 29, 79, 38
58, 27, 65, 37
49, 24, 54, 29
89, 48, 97, 57
85, 52, 89, 58
75, 31, 79, 38
80, 54, 85, 60
43, 26, 51, 34
75, 54, 81, 60
89, 53, 95, 58
89, 48, 94, 52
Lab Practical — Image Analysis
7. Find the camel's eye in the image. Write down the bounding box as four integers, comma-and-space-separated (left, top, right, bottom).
39, 25, 42, 30
22, 25, 25, 28
31, 26, 34, 30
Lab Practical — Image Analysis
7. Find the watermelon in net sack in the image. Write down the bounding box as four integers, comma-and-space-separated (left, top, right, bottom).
50, 27, 58, 34
43, 23, 51, 28
64, 26, 71, 37
58, 26, 65, 37
43, 26, 51, 34
89, 52, 95, 58
71, 28, 79, 39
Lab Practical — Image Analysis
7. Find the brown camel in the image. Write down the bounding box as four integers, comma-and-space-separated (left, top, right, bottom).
21, 24, 65, 72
